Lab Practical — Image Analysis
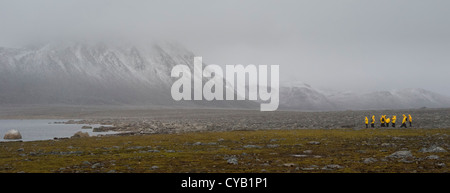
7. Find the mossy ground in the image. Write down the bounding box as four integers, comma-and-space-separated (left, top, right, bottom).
0, 128, 448, 173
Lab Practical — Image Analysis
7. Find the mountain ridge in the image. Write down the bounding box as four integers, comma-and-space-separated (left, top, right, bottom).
280, 84, 450, 111
1, 42, 449, 111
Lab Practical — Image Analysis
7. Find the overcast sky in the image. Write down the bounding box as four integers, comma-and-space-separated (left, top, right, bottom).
1, 0, 449, 95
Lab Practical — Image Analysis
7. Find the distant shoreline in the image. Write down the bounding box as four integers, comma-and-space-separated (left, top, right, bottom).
0, 107, 448, 135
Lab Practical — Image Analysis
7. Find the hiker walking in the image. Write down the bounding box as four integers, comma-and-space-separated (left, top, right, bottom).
386, 117, 390, 127
408, 114, 413, 127
371, 115, 375, 128
400, 114, 408, 128
380, 115, 386, 127
391, 115, 397, 128
365, 117, 369, 128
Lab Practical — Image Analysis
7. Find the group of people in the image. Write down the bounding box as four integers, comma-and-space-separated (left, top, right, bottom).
364, 114, 412, 128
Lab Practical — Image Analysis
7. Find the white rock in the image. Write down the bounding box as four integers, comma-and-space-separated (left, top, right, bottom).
3, 129, 22, 140
303, 150, 313, 154
283, 163, 297, 167
425, 155, 440, 160
307, 141, 320, 145
419, 146, 447, 153
292, 154, 308, 158
71, 131, 89, 138
227, 157, 238, 165
321, 164, 343, 170
363, 157, 378, 164
387, 151, 414, 159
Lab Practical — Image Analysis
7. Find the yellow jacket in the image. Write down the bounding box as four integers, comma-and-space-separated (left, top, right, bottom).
408, 115, 412, 122
380, 115, 385, 123
402, 115, 407, 124
386, 118, 390, 123
371, 115, 375, 124
365, 117, 369, 124
392, 116, 397, 123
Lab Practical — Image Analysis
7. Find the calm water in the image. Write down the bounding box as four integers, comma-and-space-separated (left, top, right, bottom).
0, 119, 117, 142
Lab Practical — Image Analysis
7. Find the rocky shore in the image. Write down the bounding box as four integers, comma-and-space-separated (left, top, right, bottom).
60, 108, 450, 135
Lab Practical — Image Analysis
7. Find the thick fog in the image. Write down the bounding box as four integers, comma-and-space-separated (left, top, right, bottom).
1, 0, 449, 95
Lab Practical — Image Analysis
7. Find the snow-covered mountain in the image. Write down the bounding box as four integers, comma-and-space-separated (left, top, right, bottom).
280, 82, 450, 111
279, 82, 336, 110
0, 41, 256, 108
0, 41, 180, 105
326, 88, 450, 110
1, 41, 449, 111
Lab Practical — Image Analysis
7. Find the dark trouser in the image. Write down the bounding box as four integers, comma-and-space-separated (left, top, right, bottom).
366, 124, 368, 128
409, 122, 412, 127
381, 123, 385, 127
386, 123, 389, 127
371, 123, 374, 128
392, 123, 395, 128
400, 123, 407, 128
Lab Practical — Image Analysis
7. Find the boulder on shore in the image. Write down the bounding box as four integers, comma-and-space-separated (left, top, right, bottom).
71, 131, 90, 138
3, 129, 22, 140
93, 126, 116, 132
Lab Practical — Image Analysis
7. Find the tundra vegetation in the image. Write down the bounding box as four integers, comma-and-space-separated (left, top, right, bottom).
0, 128, 448, 173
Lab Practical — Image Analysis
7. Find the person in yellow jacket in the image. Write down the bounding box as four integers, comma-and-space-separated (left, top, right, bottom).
385, 117, 391, 127
380, 115, 385, 127
371, 115, 375, 128
400, 114, 408, 128
408, 114, 412, 127
391, 115, 397, 128
365, 117, 369, 128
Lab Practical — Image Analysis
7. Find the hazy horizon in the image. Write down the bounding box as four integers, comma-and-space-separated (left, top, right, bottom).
1, 0, 449, 96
